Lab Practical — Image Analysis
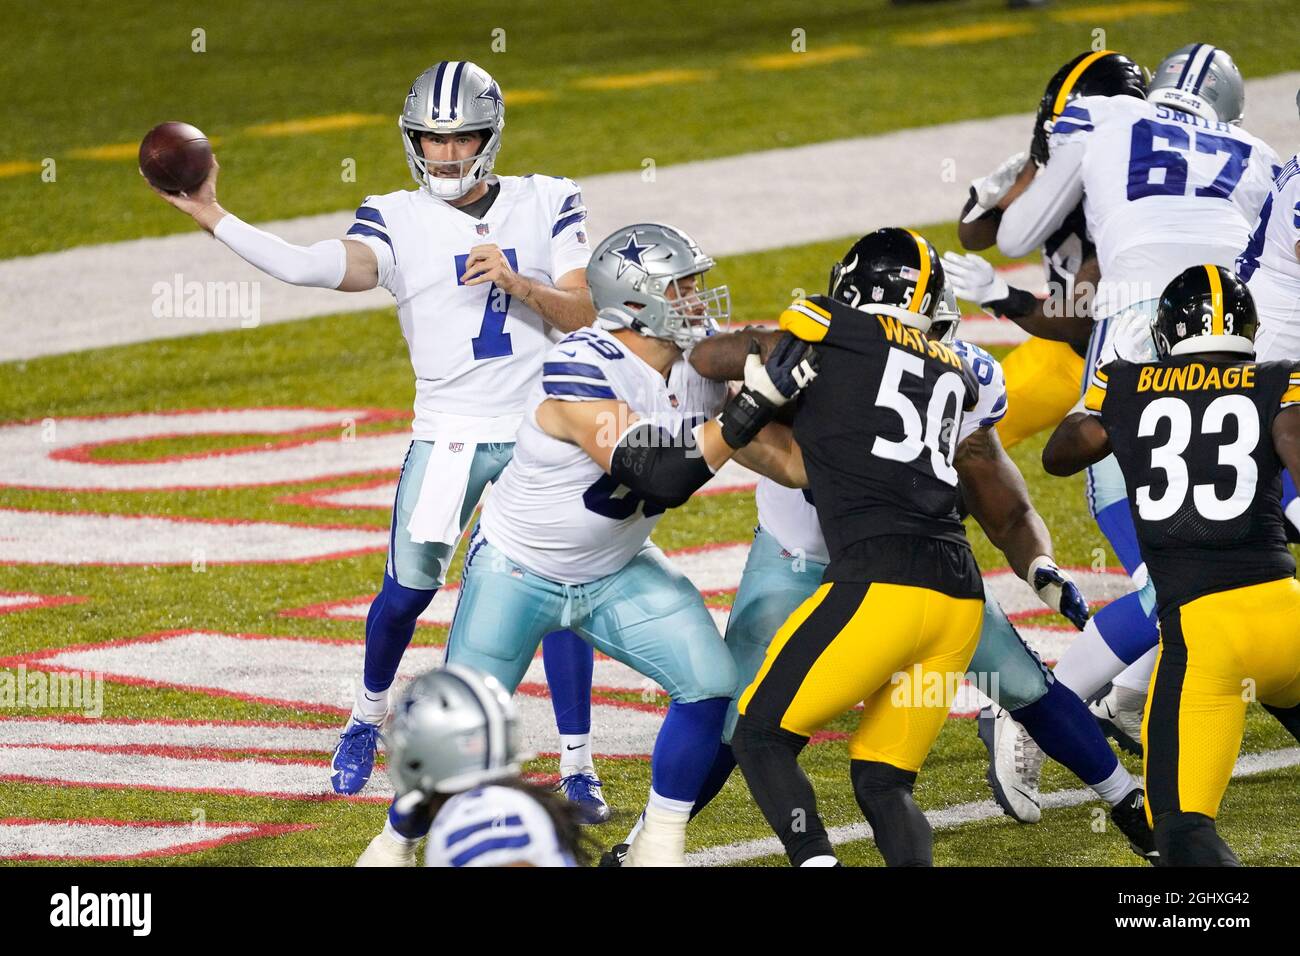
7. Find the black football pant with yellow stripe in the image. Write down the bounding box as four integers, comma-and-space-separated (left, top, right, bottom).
1143, 577, 1300, 866
731, 579, 982, 866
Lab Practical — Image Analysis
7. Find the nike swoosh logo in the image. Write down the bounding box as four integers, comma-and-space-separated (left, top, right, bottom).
559, 349, 578, 357
565, 744, 584, 750
1011, 786, 1040, 805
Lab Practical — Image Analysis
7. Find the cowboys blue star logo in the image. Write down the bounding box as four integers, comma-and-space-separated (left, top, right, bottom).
476, 81, 504, 114
611, 232, 656, 278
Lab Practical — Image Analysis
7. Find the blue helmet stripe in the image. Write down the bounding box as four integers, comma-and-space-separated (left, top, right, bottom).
1175, 43, 1201, 88
431, 61, 449, 119
449, 61, 467, 120
1190, 45, 1217, 95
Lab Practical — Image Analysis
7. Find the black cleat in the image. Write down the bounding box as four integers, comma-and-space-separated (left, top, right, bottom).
597, 843, 629, 868
1111, 788, 1159, 865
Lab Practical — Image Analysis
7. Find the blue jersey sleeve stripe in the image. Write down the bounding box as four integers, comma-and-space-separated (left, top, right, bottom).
543, 381, 617, 400
543, 361, 606, 380
449, 833, 531, 868
444, 814, 524, 848
1051, 121, 1093, 136
355, 206, 387, 228
552, 210, 587, 237
346, 222, 394, 252
558, 191, 583, 214
1058, 104, 1091, 123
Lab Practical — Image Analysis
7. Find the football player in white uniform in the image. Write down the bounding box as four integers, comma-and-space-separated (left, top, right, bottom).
597, 287, 1154, 863
358, 222, 818, 867
1238, 147, 1300, 535
384, 665, 590, 868
149, 61, 610, 813
994, 44, 1282, 741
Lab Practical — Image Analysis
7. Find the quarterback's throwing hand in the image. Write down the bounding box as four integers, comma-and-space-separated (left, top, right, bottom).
1028, 556, 1090, 630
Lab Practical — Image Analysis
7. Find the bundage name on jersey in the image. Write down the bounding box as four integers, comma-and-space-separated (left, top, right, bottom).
1136, 362, 1256, 393
876, 315, 963, 369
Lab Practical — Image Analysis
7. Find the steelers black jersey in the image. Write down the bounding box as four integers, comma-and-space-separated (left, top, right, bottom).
1085, 356, 1300, 615
780, 295, 982, 595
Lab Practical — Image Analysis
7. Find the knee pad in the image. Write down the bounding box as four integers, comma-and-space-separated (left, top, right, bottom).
1153, 811, 1240, 867
849, 760, 931, 867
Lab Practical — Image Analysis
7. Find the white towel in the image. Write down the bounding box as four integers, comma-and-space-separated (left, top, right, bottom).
406, 437, 478, 546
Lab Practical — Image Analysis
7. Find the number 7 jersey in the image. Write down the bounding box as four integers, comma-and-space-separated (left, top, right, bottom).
1084, 356, 1299, 614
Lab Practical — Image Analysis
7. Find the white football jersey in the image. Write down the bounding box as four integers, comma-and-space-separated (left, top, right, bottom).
425, 784, 574, 868
1240, 155, 1300, 330
345, 175, 592, 439
481, 326, 727, 584
757, 342, 1007, 563
1048, 95, 1279, 319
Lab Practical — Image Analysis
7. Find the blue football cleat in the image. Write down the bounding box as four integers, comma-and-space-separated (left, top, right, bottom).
555, 771, 611, 825
331, 718, 383, 795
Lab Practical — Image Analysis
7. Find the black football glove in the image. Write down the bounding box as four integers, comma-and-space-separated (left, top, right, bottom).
717, 334, 818, 449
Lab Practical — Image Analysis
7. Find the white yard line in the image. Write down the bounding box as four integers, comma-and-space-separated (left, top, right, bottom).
686, 746, 1300, 866
3, 73, 1296, 362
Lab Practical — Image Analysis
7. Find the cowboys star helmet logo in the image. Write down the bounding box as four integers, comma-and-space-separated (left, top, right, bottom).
476, 81, 504, 114
610, 232, 657, 279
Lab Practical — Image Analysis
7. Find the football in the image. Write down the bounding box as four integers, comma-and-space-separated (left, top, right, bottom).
138, 121, 213, 194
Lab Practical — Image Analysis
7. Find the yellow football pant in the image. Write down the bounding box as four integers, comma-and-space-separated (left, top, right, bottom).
996, 336, 1085, 450
1142, 577, 1300, 826
737, 580, 983, 772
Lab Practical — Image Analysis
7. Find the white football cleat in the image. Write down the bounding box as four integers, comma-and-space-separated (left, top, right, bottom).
623, 805, 687, 867
1089, 683, 1146, 757
978, 705, 1044, 824
355, 829, 419, 867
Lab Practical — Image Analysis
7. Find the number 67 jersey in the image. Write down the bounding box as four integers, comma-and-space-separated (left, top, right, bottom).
1084, 356, 1300, 615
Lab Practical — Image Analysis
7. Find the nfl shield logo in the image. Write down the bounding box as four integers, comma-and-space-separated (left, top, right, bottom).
872, 285, 885, 302
449, 442, 464, 453
476, 222, 490, 237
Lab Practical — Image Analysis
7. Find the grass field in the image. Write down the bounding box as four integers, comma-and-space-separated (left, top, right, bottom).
2, 0, 1298, 867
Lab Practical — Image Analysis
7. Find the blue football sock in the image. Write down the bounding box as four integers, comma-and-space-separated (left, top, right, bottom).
388, 797, 431, 840
1094, 500, 1144, 576
542, 630, 593, 736
1091, 589, 1159, 665
363, 573, 436, 694
1011, 678, 1119, 787
650, 698, 728, 804
689, 742, 736, 819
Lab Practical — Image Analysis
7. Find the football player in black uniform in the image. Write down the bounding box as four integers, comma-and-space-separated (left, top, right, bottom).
1044, 265, 1300, 865
729, 229, 1093, 867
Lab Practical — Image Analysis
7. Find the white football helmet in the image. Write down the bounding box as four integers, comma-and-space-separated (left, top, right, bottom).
399, 61, 505, 200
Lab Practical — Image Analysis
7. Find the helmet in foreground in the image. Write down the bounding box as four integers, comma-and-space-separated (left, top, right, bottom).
1151, 264, 1257, 359
828, 227, 946, 332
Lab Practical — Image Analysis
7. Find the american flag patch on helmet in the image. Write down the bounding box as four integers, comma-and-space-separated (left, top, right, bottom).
900, 266, 921, 281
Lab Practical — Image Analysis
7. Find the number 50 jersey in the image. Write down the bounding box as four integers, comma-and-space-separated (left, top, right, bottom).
1084, 356, 1300, 615
779, 295, 982, 565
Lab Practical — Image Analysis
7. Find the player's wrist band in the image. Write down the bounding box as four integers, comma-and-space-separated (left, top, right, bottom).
717, 387, 777, 449
609, 423, 714, 509
985, 286, 1037, 320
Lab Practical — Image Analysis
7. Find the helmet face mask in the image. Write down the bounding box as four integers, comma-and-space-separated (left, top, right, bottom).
1151, 264, 1258, 360
1147, 43, 1245, 125
929, 284, 961, 344
588, 224, 730, 350
399, 61, 505, 200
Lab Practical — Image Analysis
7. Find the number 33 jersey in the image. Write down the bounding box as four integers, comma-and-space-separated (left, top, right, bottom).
343, 175, 592, 437
1085, 356, 1300, 614
481, 326, 727, 584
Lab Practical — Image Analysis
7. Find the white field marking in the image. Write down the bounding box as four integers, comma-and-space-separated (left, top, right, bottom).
0, 591, 84, 613
0, 745, 393, 800
5, 72, 1295, 362
686, 746, 1300, 866
0, 408, 409, 491
16, 631, 666, 759
0, 818, 313, 861
0, 716, 338, 751
0, 508, 387, 564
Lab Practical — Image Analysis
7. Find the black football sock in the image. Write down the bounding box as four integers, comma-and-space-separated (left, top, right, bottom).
1263, 702, 1300, 744
850, 759, 933, 867
732, 716, 834, 866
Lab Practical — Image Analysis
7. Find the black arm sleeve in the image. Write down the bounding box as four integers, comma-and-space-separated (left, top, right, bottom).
608, 423, 715, 510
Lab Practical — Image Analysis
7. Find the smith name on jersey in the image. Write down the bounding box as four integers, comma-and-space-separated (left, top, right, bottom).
1048, 94, 1279, 318
1083, 355, 1300, 614
480, 325, 727, 584
756, 337, 1009, 566
778, 295, 983, 578
344, 174, 592, 437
